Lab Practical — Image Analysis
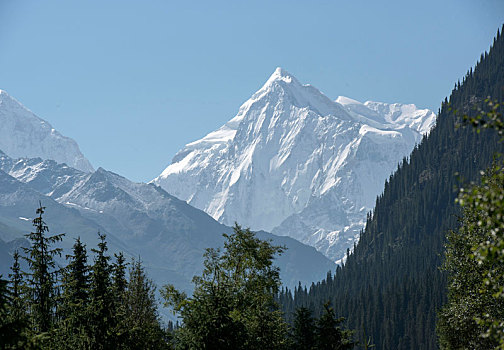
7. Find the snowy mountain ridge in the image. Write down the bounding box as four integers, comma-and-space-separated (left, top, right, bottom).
0, 151, 335, 291
153, 67, 436, 261
0, 90, 93, 173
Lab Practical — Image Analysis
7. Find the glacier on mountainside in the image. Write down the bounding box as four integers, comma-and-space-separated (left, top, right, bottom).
152, 68, 436, 262
0, 90, 93, 172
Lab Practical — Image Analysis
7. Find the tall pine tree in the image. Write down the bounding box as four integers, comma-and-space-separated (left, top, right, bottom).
124, 258, 168, 349
9, 250, 27, 328
314, 302, 355, 350
57, 237, 90, 349
87, 233, 114, 350
22, 204, 64, 334
291, 307, 316, 350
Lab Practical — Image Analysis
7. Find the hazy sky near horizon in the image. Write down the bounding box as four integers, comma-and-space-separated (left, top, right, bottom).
0, 0, 503, 182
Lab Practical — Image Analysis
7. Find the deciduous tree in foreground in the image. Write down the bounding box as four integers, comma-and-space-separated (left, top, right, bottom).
162, 224, 289, 350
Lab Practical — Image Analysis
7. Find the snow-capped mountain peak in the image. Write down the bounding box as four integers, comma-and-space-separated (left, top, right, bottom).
152, 69, 436, 261
0, 89, 94, 173
263, 67, 297, 86
251, 68, 348, 120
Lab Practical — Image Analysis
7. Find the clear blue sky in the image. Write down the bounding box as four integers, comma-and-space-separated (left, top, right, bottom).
1, 0, 503, 182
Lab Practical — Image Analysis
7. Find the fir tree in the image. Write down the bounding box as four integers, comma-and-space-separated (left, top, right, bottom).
112, 252, 127, 296
0, 275, 25, 349
291, 307, 316, 350
87, 233, 114, 350
58, 237, 90, 349
22, 204, 64, 333
2, 254, 37, 349
314, 302, 355, 350
124, 258, 168, 349
9, 250, 26, 326
111, 252, 129, 348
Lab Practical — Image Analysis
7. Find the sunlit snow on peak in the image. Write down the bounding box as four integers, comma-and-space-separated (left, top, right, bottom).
0, 90, 94, 173
153, 70, 436, 262
268, 67, 295, 83
335, 96, 363, 106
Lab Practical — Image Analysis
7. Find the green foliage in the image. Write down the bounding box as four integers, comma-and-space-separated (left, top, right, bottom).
469, 165, 504, 347
0, 275, 24, 348
463, 99, 504, 140
279, 24, 504, 349
438, 99, 504, 348
163, 224, 288, 350
123, 258, 169, 349
87, 233, 115, 349
22, 204, 64, 333
9, 250, 27, 327
57, 237, 90, 349
111, 252, 129, 348
112, 252, 128, 296
6, 253, 39, 350
314, 302, 356, 350
291, 307, 316, 350
1, 207, 171, 349
461, 164, 504, 296
437, 204, 502, 349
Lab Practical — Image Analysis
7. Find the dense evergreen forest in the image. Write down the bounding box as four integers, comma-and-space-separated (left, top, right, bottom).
278, 25, 504, 349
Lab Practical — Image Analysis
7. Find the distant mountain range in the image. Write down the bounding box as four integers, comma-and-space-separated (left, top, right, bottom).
0, 90, 336, 296
0, 66, 434, 295
153, 68, 436, 262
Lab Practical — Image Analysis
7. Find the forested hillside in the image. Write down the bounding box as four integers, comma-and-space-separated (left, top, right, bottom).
279, 25, 504, 349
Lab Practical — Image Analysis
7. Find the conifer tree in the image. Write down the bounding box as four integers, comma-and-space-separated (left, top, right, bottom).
3, 254, 39, 349
88, 233, 114, 350
9, 250, 26, 326
111, 252, 129, 348
58, 237, 90, 349
22, 204, 64, 333
0, 275, 26, 349
112, 252, 127, 296
291, 307, 316, 350
314, 302, 355, 350
124, 258, 168, 349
